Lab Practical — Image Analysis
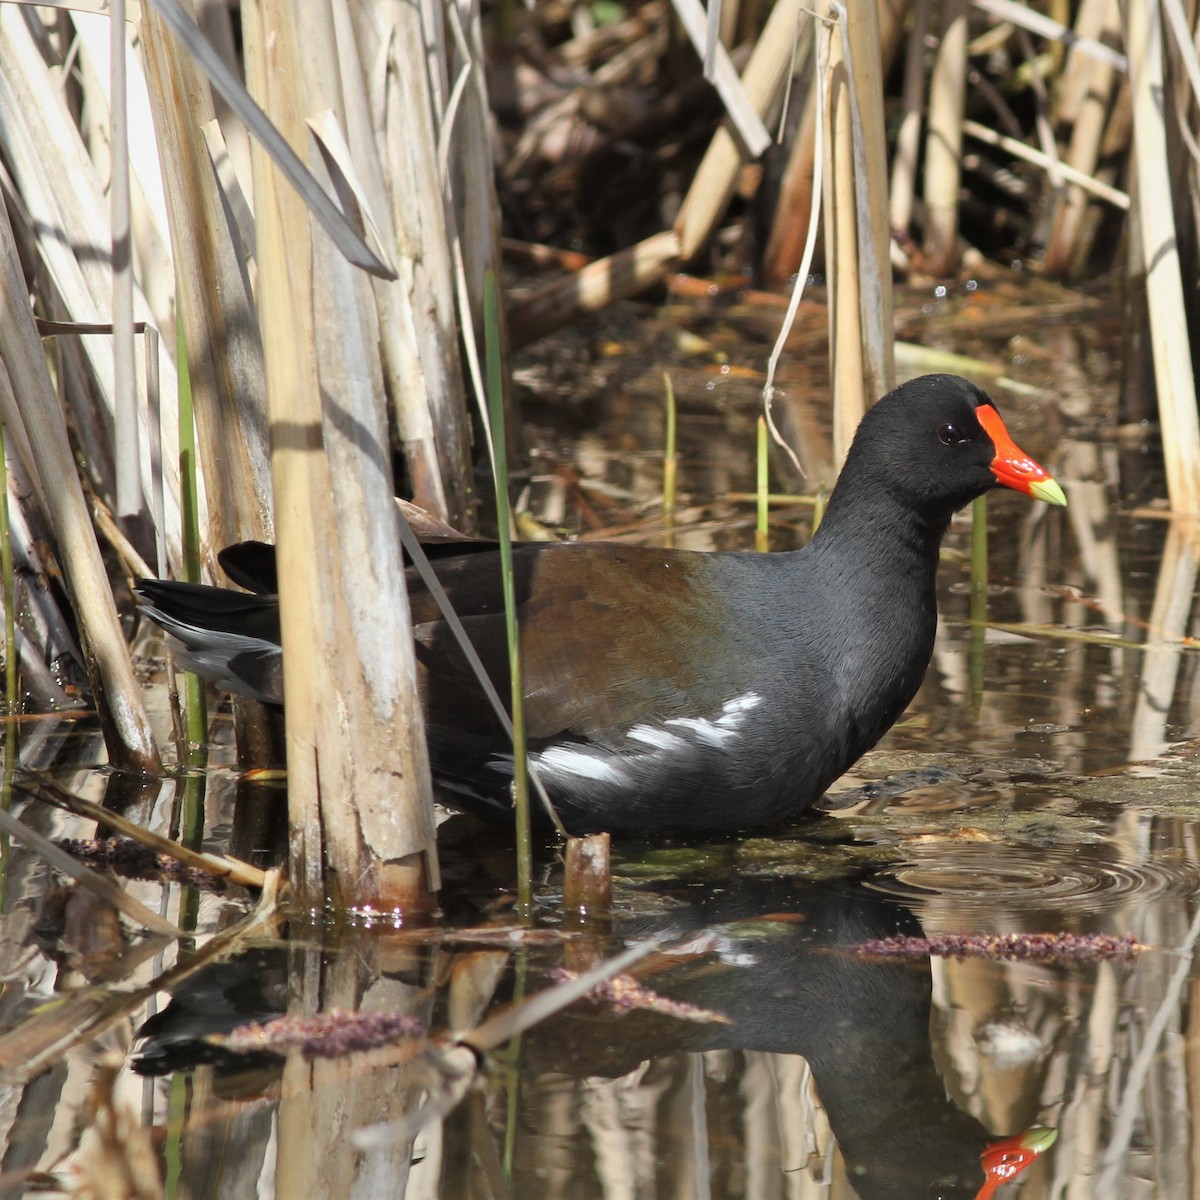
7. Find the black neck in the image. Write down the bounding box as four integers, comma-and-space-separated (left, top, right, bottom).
809, 469, 953, 573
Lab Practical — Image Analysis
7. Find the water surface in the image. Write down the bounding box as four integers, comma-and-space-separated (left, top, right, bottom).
2, 290, 1197, 1199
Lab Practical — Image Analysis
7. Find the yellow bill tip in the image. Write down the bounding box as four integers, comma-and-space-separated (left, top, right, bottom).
1028, 477, 1067, 507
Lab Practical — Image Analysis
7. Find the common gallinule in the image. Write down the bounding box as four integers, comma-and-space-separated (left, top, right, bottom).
136, 374, 1065, 835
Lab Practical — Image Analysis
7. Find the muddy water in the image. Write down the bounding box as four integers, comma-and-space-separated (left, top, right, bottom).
3, 292, 1199, 1198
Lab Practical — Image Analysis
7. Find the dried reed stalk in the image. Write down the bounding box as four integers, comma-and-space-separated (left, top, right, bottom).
442, 0, 510, 520
843, 2, 895, 408
507, 230, 683, 349
0, 6, 188, 572
1044, 0, 1122, 278
963, 121, 1127, 209
70, 12, 179, 353
822, 9, 881, 463
110, 0, 141, 525
140, 7, 274, 555
762, 0, 905, 289
889, 0, 928, 244
0, 206, 159, 769
669, 0, 770, 157
923, 0, 967, 276
356, 0, 477, 531
760, 56, 818, 288
1127, 0, 1200, 515
511, 0, 800, 345
675, 0, 805, 261
242, 0, 438, 908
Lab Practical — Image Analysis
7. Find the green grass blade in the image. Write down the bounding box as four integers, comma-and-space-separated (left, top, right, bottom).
755, 416, 769, 552
484, 272, 533, 916
176, 302, 207, 762
662, 372, 677, 548
969, 494, 987, 715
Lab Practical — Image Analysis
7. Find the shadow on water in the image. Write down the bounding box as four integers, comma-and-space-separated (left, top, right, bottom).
7, 297, 1200, 1196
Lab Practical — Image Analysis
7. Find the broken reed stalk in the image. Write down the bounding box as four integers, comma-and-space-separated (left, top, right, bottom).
485, 271, 533, 918
755, 416, 769, 552
962, 121, 1127, 210
923, 0, 967, 276
662, 373, 677, 549
674, 0, 770, 155
562, 833, 612, 921
243, 0, 438, 911
1126, 0, 1200, 514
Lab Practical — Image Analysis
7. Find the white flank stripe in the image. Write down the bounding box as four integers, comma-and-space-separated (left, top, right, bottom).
627, 725, 687, 752
536, 746, 628, 785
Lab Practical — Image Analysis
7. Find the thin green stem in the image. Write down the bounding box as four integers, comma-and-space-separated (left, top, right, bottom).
164, 1071, 188, 1197
176, 300, 207, 762
969, 493, 988, 715
498, 948, 527, 1182
755, 416, 769, 552
484, 272, 532, 917
662, 373, 677, 548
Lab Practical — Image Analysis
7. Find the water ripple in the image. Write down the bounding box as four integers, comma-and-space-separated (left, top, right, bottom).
865, 843, 1200, 915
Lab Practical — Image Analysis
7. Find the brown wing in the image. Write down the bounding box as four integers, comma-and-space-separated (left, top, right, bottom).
409, 541, 730, 745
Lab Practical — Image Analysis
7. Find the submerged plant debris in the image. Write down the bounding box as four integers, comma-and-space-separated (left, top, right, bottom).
851, 932, 1142, 963
56, 837, 228, 891
211, 1009, 424, 1059
549, 968, 733, 1025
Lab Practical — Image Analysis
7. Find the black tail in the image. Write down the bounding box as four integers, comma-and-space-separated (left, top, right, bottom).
135, 580, 284, 704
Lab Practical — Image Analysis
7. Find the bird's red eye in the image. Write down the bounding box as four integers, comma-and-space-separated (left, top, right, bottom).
938, 423, 966, 445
